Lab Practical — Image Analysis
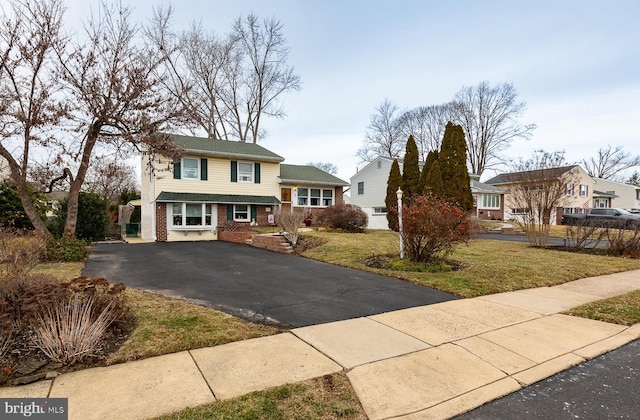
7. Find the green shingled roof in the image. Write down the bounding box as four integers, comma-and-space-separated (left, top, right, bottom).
279, 164, 349, 186
170, 134, 284, 162
156, 192, 281, 205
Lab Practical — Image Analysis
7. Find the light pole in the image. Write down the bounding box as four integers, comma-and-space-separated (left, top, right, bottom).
396, 188, 404, 259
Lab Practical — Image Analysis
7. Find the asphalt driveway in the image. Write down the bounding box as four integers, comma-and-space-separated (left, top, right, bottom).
82, 241, 457, 328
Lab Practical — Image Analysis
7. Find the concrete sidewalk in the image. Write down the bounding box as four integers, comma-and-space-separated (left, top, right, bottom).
2, 270, 640, 420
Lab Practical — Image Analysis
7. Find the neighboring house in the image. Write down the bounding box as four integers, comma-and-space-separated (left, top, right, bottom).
44, 191, 68, 218
593, 178, 640, 211
349, 157, 396, 229
470, 175, 506, 221
484, 165, 595, 225
349, 156, 505, 229
140, 134, 348, 242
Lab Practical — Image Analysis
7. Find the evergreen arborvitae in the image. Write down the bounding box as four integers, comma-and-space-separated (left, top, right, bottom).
425, 159, 445, 197
439, 122, 473, 210
401, 135, 420, 201
418, 150, 438, 194
385, 158, 403, 231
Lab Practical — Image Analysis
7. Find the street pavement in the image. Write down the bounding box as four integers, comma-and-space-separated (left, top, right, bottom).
455, 339, 639, 419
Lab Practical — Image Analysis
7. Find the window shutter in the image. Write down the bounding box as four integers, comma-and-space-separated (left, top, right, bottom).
251, 205, 257, 222
254, 163, 261, 184
227, 205, 233, 221
173, 161, 181, 179
231, 161, 237, 182
200, 158, 208, 181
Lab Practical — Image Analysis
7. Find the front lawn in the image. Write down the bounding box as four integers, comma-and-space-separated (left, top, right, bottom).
299, 230, 640, 297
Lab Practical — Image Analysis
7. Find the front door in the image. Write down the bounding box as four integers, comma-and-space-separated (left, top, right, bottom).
281, 188, 292, 213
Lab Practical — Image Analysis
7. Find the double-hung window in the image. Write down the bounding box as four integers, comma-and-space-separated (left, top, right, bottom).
174, 157, 207, 180
322, 189, 333, 206
566, 183, 574, 196
234, 205, 249, 221
579, 184, 589, 197
238, 162, 254, 182
182, 158, 199, 179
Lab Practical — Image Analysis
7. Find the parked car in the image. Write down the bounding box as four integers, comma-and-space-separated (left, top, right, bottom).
561, 208, 640, 229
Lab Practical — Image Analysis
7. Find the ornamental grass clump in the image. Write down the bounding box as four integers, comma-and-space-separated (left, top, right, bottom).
32, 294, 118, 364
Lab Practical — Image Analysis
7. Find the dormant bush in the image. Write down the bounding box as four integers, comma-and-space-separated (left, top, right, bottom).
400, 194, 472, 263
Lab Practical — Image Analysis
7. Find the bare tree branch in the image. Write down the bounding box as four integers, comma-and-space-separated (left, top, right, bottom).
357, 98, 404, 163
583, 145, 640, 180
451, 81, 536, 175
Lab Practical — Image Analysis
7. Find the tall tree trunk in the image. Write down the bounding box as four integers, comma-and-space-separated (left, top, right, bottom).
64, 123, 99, 236
1, 148, 51, 237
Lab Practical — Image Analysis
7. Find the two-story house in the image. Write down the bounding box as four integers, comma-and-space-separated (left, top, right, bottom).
484, 165, 597, 225
140, 134, 348, 242
349, 156, 506, 229
593, 178, 640, 211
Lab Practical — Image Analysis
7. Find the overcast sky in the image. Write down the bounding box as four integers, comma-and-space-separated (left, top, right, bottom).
64, 0, 640, 183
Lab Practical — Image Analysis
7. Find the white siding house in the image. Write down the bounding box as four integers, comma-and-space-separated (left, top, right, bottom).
593, 178, 640, 211
349, 157, 396, 229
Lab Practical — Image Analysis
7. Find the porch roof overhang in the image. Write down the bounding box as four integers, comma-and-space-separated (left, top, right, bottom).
156, 191, 281, 205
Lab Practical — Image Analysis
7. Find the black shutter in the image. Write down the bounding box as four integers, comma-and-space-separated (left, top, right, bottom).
254, 163, 261, 184
231, 161, 237, 182
200, 158, 208, 181
227, 205, 233, 221
251, 205, 257, 222
173, 161, 181, 179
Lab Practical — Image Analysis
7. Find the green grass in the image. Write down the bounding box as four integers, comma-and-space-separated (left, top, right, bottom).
300, 230, 640, 297
565, 290, 640, 326
154, 373, 366, 420
106, 289, 280, 364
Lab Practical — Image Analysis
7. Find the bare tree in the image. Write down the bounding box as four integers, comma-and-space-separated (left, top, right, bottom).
54, 2, 182, 236
83, 157, 139, 204
582, 145, 640, 180
148, 8, 300, 143
396, 104, 453, 162
0, 0, 66, 236
451, 81, 536, 176
357, 99, 404, 163
307, 161, 338, 175
507, 150, 578, 247
626, 171, 640, 187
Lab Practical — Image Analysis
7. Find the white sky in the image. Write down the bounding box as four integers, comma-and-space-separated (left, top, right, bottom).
61, 0, 640, 183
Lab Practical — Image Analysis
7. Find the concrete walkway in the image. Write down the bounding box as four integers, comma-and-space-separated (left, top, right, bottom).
2, 270, 640, 420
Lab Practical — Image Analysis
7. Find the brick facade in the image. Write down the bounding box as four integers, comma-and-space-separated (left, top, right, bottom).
156, 203, 167, 241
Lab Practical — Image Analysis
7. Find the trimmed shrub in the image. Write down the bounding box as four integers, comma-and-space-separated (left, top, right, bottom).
318, 204, 368, 233
46, 235, 88, 262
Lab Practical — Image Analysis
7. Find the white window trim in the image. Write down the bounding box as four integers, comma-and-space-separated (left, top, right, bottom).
233, 204, 250, 222
182, 157, 200, 180
579, 184, 589, 197
169, 203, 214, 229
238, 162, 254, 183
481, 194, 500, 209
296, 187, 334, 208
